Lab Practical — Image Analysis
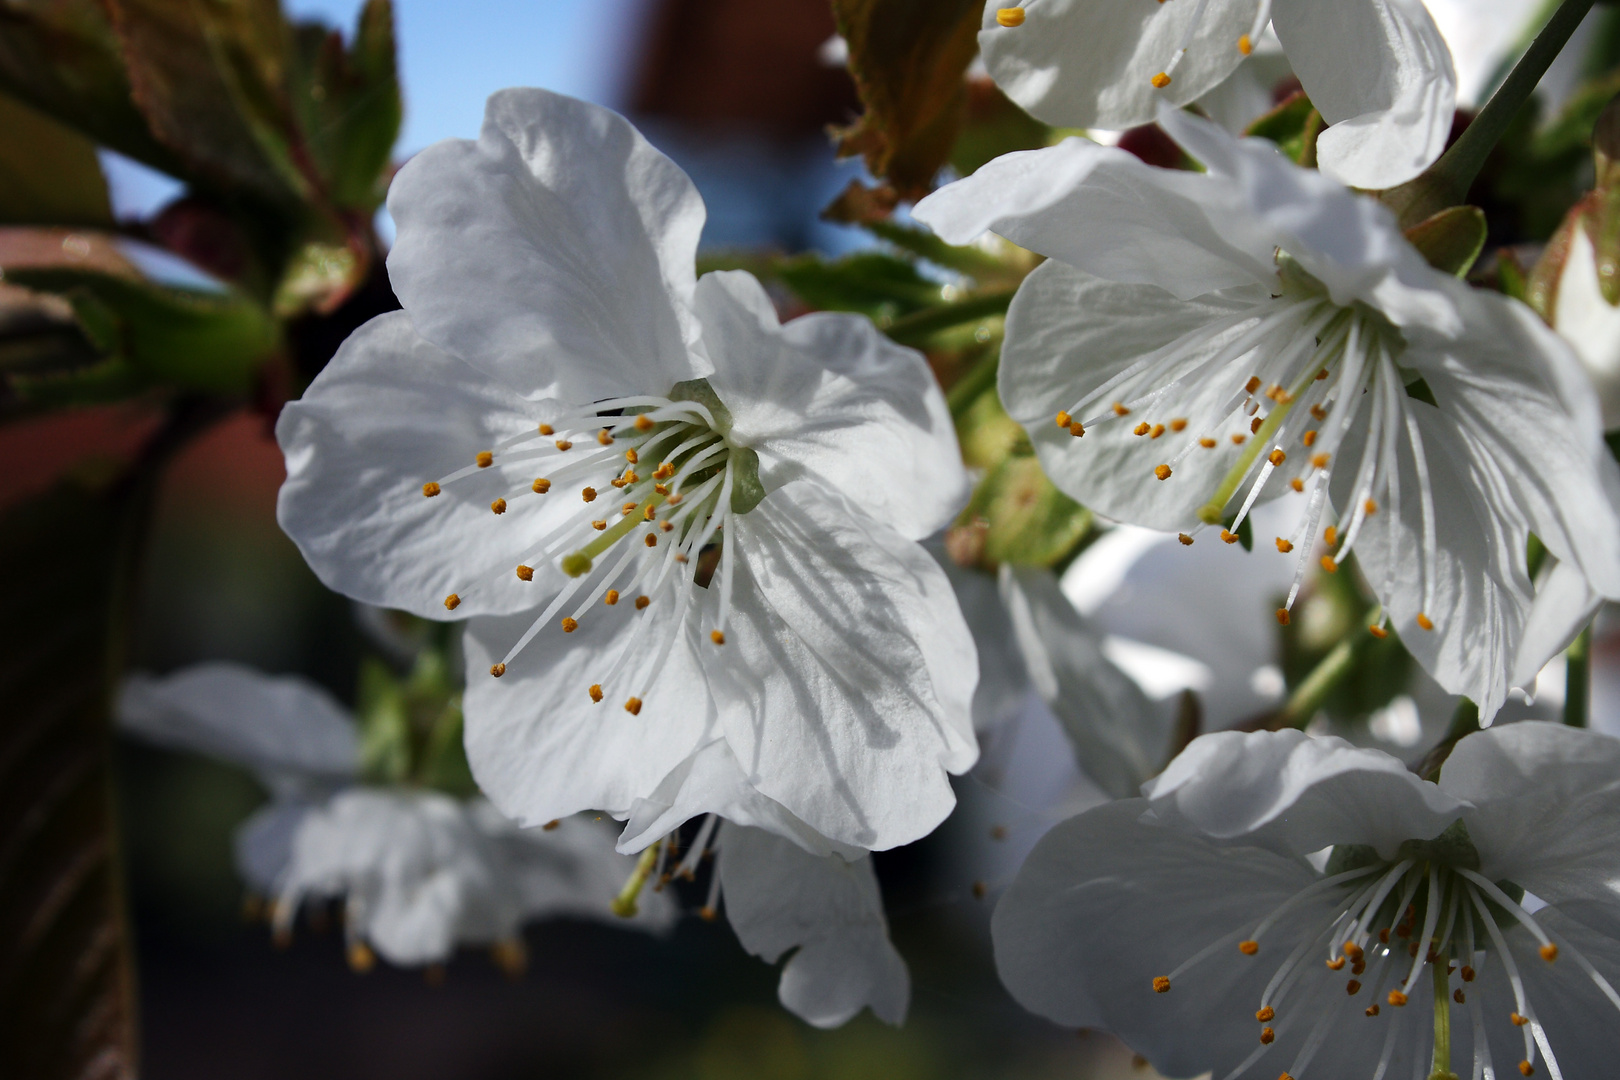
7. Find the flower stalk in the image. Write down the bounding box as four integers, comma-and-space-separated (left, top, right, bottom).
1565, 624, 1592, 727
611, 841, 661, 918
1272, 603, 1383, 729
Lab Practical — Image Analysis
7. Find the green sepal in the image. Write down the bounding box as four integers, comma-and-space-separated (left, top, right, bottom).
727, 446, 767, 515
1244, 90, 1323, 167
669, 378, 734, 434
1221, 510, 1254, 552
1403, 206, 1489, 278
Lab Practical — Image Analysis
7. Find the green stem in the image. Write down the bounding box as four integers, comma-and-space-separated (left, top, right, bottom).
883, 289, 1015, 346
946, 348, 1000, 417
1430, 957, 1458, 1080
610, 842, 661, 918
1564, 624, 1592, 727
1273, 603, 1383, 729
1383, 0, 1596, 226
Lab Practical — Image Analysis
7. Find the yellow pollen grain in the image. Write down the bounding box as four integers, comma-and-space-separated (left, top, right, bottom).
1461, 965, 1475, 981
622, 502, 637, 516
1150, 424, 1166, 439
611, 478, 626, 489
491, 498, 507, 515
605, 589, 620, 605
490, 663, 506, 678
1069, 421, 1086, 437
444, 593, 461, 611
561, 617, 578, 633
1259, 1027, 1275, 1045
1199, 437, 1218, 448
996, 6, 1025, 27
1250, 416, 1263, 434
1324, 525, 1339, 546
644, 504, 656, 521
644, 534, 657, 547
1055, 411, 1072, 428
660, 520, 674, 532
1178, 533, 1194, 546
1154, 464, 1172, 481
1221, 530, 1239, 544
1364, 498, 1378, 515
1511, 1012, 1529, 1027
1520, 1061, 1535, 1076
1365, 1004, 1380, 1017
1417, 613, 1435, 631
1311, 453, 1330, 468
476, 451, 494, 468
1232, 434, 1248, 445
1269, 449, 1286, 466
1152, 976, 1171, 993
589, 684, 603, 702
597, 428, 614, 445
1326, 956, 1345, 970
674, 553, 689, 563
1151, 71, 1172, 88
1276, 538, 1294, 553
1170, 418, 1188, 431
711, 630, 725, 645
533, 478, 552, 494
1276, 608, 1290, 625
422, 482, 441, 498
624, 697, 643, 715
635, 415, 655, 431
1239, 941, 1259, 956
1540, 943, 1559, 963
582, 486, 597, 503
539, 424, 555, 436
1455, 988, 1467, 1004
1255, 1006, 1274, 1022
516, 565, 534, 581
592, 520, 607, 530
1369, 625, 1389, 639
1310, 403, 1328, 419
625, 448, 639, 464
635, 596, 650, 610
1245, 376, 1262, 394
1290, 477, 1305, 492
1112, 402, 1131, 416
1303, 430, 1318, 447
1387, 990, 1407, 1007
1134, 422, 1151, 437
1238, 32, 1253, 54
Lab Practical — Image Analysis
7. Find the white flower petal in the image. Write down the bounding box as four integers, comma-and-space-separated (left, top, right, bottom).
276, 313, 567, 620
933, 547, 1029, 736
1442, 723, 1620, 903
694, 271, 968, 540
718, 821, 909, 1029
1143, 729, 1463, 858
461, 606, 717, 828
1000, 566, 1172, 798
1273, 0, 1456, 188
387, 88, 708, 402
714, 483, 978, 851
1553, 223, 1620, 428
977, 0, 1259, 131
1513, 557, 1602, 690
234, 800, 311, 893
912, 137, 1274, 300
117, 662, 357, 782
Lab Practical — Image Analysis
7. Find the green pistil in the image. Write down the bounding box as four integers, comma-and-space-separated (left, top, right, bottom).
1429, 955, 1459, 1080
611, 841, 660, 918
563, 494, 667, 577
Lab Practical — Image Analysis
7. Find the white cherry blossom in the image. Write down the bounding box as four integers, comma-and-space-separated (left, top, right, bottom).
915, 106, 1620, 720
994, 724, 1620, 1080
978, 0, 1457, 188
275, 88, 977, 855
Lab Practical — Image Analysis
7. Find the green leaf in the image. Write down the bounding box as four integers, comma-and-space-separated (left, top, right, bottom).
0, 93, 111, 226
957, 454, 1092, 568
0, 0, 182, 174
863, 219, 1027, 284
775, 250, 944, 321
356, 651, 475, 797
0, 478, 141, 1080
1243, 90, 1323, 167
882, 287, 1013, 347
830, 0, 984, 200
286, 0, 400, 211
1402, 205, 1488, 277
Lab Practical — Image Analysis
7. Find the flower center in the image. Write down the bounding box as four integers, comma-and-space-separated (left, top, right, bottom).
422, 379, 763, 713
1050, 255, 1442, 636
1148, 823, 1612, 1080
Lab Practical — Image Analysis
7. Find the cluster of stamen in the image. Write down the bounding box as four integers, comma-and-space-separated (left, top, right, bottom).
420, 391, 751, 714
1149, 851, 1615, 1080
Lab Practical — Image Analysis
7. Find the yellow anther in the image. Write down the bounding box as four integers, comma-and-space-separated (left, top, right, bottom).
996, 6, 1025, 26
589, 684, 603, 702
1315, 369, 1329, 381
1245, 376, 1262, 394
1417, 613, 1434, 631
491, 498, 507, 515
597, 428, 614, 445
1239, 940, 1259, 956
1461, 965, 1475, 981
348, 940, 376, 973
625, 697, 643, 715
1302, 430, 1317, 447
1520, 1061, 1535, 1076
1343, 980, 1361, 995
555, 439, 573, 451
1199, 437, 1218, 448
1255, 1006, 1274, 1022
1276, 608, 1290, 625
1364, 498, 1377, 515
1238, 32, 1253, 54
1154, 464, 1172, 481
422, 482, 441, 497
1311, 453, 1329, 468
634, 415, 655, 431
1369, 625, 1389, 639
1365, 1004, 1380, 1017
1387, 990, 1407, 1007
1342, 943, 1363, 962
1178, 533, 1194, 546
1540, 943, 1559, 962
643, 504, 656, 521
1151, 71, 1172, 88
1324, 525, 1338, 546
1152, 976, 1171, 993
1310, 404, 1328, 420
674, 553, 689, 563
444, 593, 461, 611
654, 462, 675, 479
1290, 477, 1305, 492
1150, 424, 1166, 439
516, 564, 534, 581
490, 663, 506, 678
1266, 384, 1283, 401
582, 486, 598, 503
1134, 422, 1151, 436
660, 520, 673, 532
1269, 449, 1286, 466
539, 424, 555, 436
623, 471, 639, 484
1055, 411, 1072, 428
1455, 988, 1467, 1004
532, 478, 552, 494
1250, 416, 1263, 434
476, 451, 494, 468
1170, 418, 1188, 431
1112, 402, 1131, 416
561, 617, 578, 633
1511, 1012, 1530, 1026
711, 630, 725, 645
624, 448, 639, 465
1259, 1027, 1275, 1045
1321, 556, 1338, 573
1068, 421, 1085, 437
1276, 538, 1294, 553
592, 520, 607, 530
635, 596, 650, 610
1326, 956, 1345, 970
1221, 530, 1239, 544
644, 534, 657, 547
610, 477, 626, 489
1232, 433, 1247, 445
